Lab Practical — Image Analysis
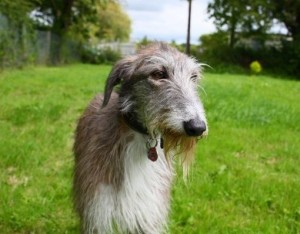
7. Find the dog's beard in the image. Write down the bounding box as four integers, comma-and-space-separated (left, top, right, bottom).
148, 117, 198, 178
162, 130, 197, 179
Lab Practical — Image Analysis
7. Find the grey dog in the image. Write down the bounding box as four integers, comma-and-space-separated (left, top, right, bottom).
73, 42, 208, 233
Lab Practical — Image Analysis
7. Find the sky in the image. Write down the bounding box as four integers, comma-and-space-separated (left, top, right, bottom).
123, 0, 216, 44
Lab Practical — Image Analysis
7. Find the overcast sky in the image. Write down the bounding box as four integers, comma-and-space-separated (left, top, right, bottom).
123, 0, 216, 44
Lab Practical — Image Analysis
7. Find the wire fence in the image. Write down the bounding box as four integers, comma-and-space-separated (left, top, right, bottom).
0, 14, 82, 68
0, 26, 135, 68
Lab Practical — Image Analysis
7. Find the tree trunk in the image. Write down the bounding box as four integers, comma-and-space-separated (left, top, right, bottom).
229, 6, 237, 48
229, 24, 236, 48
49, 0, 75, 65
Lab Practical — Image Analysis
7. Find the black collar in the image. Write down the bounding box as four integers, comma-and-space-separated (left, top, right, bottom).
122, 111, 149, 135
122, 110, 164, 149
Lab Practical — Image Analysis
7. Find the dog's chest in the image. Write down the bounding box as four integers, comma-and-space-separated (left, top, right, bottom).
121, 134, 172, 204
96, 134, 173, 232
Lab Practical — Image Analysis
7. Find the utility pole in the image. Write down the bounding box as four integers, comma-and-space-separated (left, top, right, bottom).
186, 0, 192, 55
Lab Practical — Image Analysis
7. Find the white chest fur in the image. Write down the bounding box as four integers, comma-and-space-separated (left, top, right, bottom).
87, 133, 174, 234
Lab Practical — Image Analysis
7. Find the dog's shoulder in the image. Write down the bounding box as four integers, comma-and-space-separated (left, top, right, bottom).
85, 92, 119, 114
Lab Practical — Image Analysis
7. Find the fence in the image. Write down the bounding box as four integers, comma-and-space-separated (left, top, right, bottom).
96, 42, 136, 57
0, 14, 136, 68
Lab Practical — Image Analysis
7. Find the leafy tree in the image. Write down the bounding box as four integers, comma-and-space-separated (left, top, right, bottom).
0, 0, 35, 24
32, 0, 130, 64
33, 0, 97, 64
205, 0, 300, 77
207, 0, 273, 47
208, 0, 241, 47
1, 0, 131, 66
272, 0, 300, 41
136, 36, 153, 49
92, 1, 131, 42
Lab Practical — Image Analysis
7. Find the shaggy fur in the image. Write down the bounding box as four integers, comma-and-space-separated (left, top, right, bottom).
73, 43, 208, 233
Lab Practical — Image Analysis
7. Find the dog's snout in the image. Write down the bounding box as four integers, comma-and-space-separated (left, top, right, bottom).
183, 119, 206, 137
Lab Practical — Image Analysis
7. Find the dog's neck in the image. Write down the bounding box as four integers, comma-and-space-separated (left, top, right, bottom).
121, 110, 164, 162
122, 111, 148, 136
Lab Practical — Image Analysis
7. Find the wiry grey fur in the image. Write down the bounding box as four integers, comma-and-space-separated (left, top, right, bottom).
73, 43, 208, 234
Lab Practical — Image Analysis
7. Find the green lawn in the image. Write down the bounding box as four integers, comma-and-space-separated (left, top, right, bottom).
0, 64, 299, 233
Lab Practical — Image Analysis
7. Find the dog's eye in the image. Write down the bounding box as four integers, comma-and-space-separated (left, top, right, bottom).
151, 71, 168, 80
191, 75, 198, 82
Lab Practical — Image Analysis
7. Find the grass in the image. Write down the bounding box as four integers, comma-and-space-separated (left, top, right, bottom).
0, 64, 299, 233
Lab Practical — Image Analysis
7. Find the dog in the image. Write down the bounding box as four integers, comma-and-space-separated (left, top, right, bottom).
73, 42, 208, 233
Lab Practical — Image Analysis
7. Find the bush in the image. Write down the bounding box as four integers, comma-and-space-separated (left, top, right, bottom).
0, 25, 36, 69
81, 46, 121, 64
197, 32, 300, 78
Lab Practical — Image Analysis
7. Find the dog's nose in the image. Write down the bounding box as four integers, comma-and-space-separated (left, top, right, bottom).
183, 119, 206, 136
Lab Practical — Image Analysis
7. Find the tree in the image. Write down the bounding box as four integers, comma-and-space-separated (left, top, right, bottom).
32, 0, 130, 64
0, 0, 35, 23
208, 0, 241, 48
272, 0, 300, 41
33, 0, 95, 64
204, 0, 300, 77
91, 1, 131, 42
1, 0, 131, 66
207, 0, 273, 48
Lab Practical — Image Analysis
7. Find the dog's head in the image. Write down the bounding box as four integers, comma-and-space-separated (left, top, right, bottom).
102, 42, 207, 174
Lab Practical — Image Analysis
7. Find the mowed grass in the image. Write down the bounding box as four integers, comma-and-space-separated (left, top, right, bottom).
0, 64, 299, 233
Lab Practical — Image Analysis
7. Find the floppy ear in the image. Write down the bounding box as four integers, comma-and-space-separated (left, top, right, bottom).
102, 57, 135, 108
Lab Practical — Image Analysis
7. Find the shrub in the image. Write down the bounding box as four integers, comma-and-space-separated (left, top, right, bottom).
197, 32, 300, 78
81, 46, 121, 64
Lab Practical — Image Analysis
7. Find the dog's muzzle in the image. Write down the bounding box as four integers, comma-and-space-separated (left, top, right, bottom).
183, 119, 206, 137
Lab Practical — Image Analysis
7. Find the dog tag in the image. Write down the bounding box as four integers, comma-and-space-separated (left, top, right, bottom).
148, 147, 158, 162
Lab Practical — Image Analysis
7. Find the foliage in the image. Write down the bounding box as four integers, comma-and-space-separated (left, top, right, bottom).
92, 1, 131, 42
250, 60, 262, 74
207, 0, 300, 77
200, 31, 228, 49
207, 0, 273, 47
198, 32, 242, 72
0, 0, 131, 65
136, 36, 155, 49
0, 65, 299, 233
0, 0, 34, 24
136, 38, 187, 54
266, 40, 300, 77
81, 46, 121, 64
271, 0, 300, 41
198, 31, 300, 78
170, 40, 185, 53
32, 0, 106, 64
0, 0, 37, 68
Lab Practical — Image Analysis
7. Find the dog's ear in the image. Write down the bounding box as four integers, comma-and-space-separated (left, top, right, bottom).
102, 57, 135, 108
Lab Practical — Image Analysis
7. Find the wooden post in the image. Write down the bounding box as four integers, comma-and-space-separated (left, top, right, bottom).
186, 0, 192, 55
